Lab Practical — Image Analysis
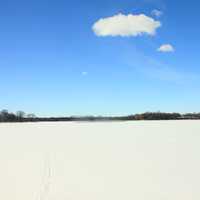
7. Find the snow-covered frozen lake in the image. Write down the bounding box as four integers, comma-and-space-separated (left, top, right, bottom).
0, 120, 200, 200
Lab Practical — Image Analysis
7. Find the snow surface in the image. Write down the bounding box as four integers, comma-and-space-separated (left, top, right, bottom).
0, 121, 200, 200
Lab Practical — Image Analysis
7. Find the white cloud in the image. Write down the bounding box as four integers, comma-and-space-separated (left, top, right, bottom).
92, 13, 161, 37
151, 9, 163, 17
157, 44, 175, 52
81, 71, 88, 76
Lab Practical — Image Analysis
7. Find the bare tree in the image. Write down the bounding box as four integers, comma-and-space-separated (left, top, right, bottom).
16, 111, 25, 121
27, 113, 36, 118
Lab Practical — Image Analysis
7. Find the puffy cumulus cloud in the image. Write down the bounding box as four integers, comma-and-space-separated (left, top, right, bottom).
92, 13, 161, 37
151, 9, 163, 17
157, 44, 175, 52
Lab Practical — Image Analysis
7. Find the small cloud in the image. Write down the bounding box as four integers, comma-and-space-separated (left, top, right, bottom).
151, 9, 163, 17
81, 71, 88, 76
157, 44, 175, 53
92, 13, 161, 37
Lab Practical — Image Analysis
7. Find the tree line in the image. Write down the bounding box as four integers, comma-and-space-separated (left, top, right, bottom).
0, 110, 36, 122
0, 110, 200, 122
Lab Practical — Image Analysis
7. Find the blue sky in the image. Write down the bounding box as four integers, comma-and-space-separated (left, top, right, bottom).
0, 0, 200, 116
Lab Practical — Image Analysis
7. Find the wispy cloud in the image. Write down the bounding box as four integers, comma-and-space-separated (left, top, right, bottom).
92, 13, 161, 37
81, 71, 88, 76
136, 57, 197, 84
141, 57, 185, 82
122, 44, 196, 84
157, 44, 175, 52
151, 9, 163, 17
